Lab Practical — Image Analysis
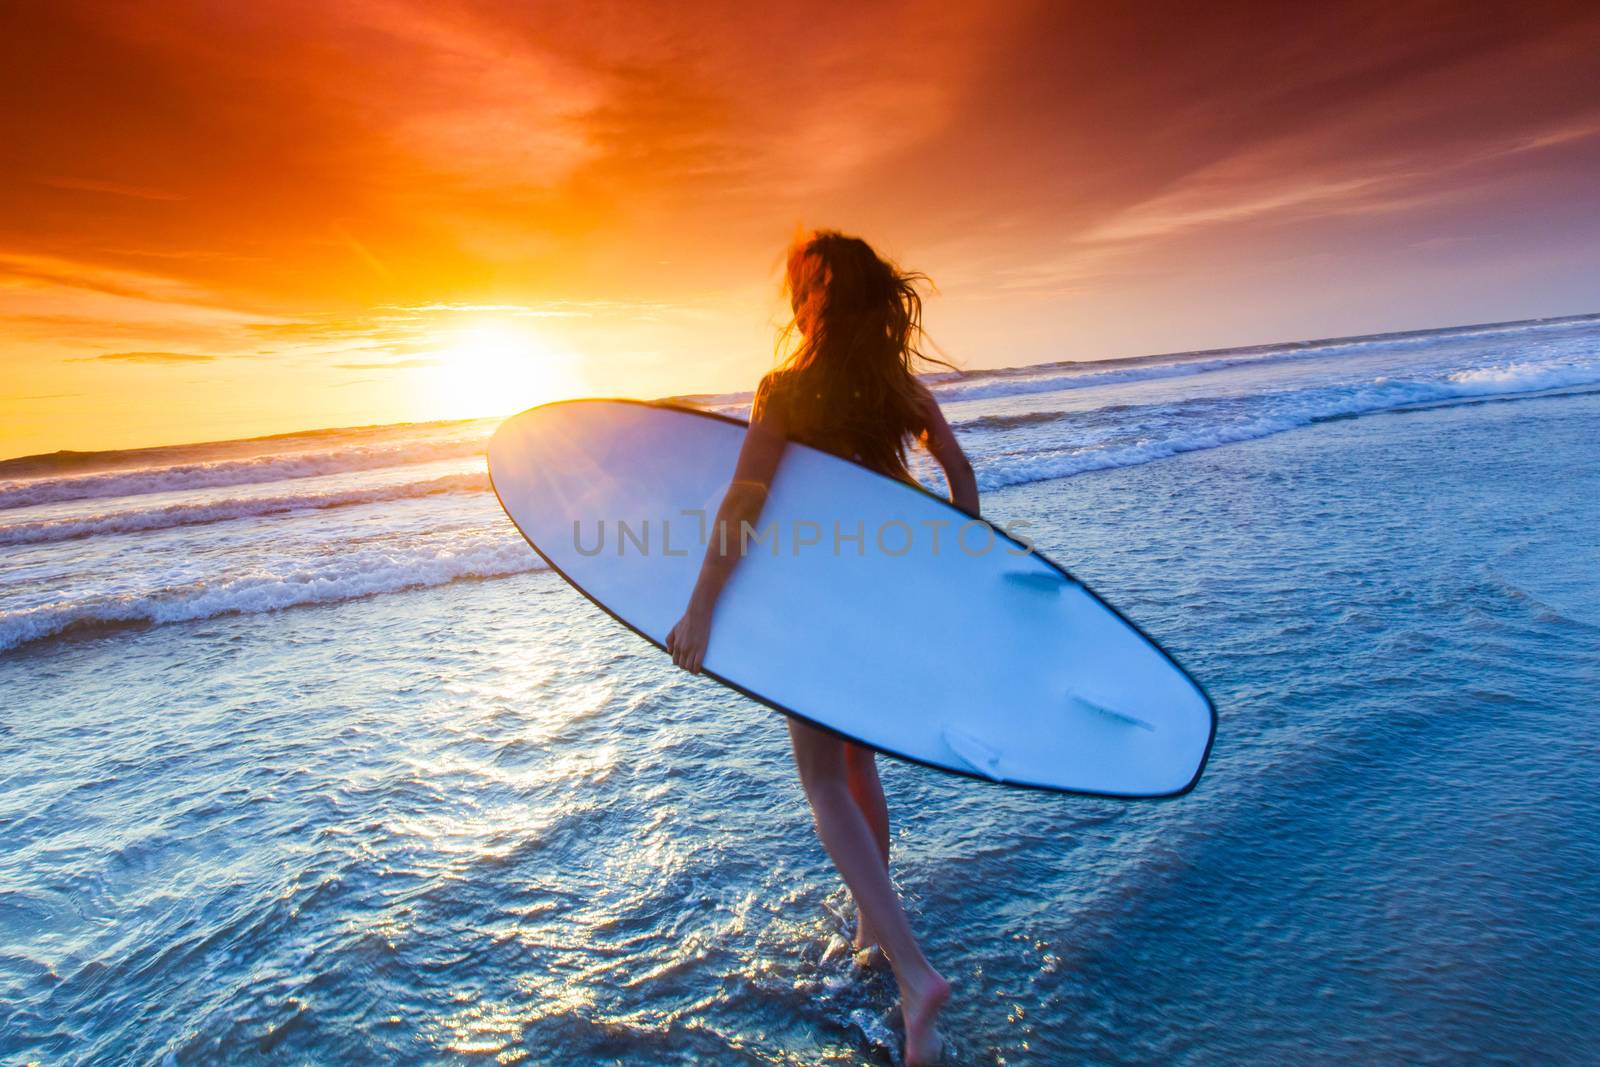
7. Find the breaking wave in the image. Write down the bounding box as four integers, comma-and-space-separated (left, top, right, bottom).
967, 359, 1600, 491
0, 536, 542, 653
0, 437, 488, 511
6, 315, 1597, 655
0, 472, 488, 547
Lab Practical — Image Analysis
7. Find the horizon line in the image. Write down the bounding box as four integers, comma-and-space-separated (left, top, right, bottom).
4, 306, 1596, 467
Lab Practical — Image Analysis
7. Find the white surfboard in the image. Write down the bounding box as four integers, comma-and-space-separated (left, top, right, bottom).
489, 399, 1215, 798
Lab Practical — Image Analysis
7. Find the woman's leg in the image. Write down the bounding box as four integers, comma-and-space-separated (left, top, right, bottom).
844, 743, 890, 949
789, 720, 948, 1065
845, 743, 891, 865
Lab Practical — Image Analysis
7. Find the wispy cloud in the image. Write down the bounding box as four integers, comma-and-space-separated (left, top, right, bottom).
36, 175, 185, 201
1076, 109, 1600, 255
3, 0, 1598, 456
332, 357, 440, 370
1081, 174, 1399, 245
0, 251, 211, 304
70, 350, 216, 363
383, 300, 677, 319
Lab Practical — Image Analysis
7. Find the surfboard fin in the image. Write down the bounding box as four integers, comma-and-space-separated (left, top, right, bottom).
942, 727, 1006, 781
1068, 692, 1155, 731
1003, 569, 1074, 593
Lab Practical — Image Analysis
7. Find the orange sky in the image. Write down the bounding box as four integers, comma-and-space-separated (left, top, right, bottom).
3, 1, 1599, 457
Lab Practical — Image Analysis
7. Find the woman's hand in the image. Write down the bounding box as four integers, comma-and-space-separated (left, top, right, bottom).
665, 606, 712, 674
663, 393, 781, 677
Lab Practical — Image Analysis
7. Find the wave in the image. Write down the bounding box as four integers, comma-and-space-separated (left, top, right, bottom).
967, 359, 1600, 491
0, 437, 488, 511
956, 311, 1599, 382
675, 353, 1295, 419
0, 537, 543, 653
955, 407, 1149, 433
685, 314, 1600, 415
682, 337, 1469, 418
11, 315, 1593, 511
925, 339, 1416, 406
0, 472, 488, 547
1441, 362, 1600, 393
7, 355, 1595, 654
929, 357, 1237, 405
0, 416, 497, 480
674, 352, 1284, 415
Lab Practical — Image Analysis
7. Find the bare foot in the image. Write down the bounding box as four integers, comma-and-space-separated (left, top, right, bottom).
853, 913, 880, 953
900, 970, 950, 1066
853, 944, 887, 970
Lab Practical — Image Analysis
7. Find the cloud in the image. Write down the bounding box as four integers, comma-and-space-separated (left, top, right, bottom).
332, 357, 440, 370
0, 251, 211, 304
37, 175, 185, 201
1076, 109, 1600, 252
4, 0, 1600, 456
383, 300, 675, 319
70, 350, 216, 363
388, 302, 584, 316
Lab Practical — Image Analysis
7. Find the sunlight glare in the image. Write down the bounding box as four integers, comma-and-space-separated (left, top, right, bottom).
419, 319, 582, 419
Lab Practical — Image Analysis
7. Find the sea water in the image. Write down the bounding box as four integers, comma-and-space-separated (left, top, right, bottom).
3, 316, 1598, 1063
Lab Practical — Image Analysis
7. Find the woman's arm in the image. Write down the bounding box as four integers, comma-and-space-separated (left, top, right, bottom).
915, 385, 979, 516
665, 382, 787, 673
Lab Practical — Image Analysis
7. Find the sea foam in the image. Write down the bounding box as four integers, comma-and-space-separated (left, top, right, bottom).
0, 536, 542, 652
0, 436, 488, 511
0, 472, 487, 547
5, 323, 1598, 655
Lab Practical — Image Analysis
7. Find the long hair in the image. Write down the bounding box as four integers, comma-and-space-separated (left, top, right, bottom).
775, 230, 951, 478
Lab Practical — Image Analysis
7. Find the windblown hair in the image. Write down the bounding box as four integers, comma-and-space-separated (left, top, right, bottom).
770, 230, 952, 480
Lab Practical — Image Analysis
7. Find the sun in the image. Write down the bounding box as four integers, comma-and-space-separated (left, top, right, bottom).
420, 319, 582, 419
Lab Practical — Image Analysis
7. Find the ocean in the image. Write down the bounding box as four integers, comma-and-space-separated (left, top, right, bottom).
3, 315, 1599, 1063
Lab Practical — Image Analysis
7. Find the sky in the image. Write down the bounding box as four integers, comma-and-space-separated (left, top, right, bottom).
3, 0, 1598, 457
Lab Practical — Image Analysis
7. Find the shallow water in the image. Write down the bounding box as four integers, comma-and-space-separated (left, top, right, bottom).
3, 318, 1599, 1063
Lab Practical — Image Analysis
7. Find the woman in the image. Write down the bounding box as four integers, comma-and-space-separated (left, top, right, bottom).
665, 231, 977, 1066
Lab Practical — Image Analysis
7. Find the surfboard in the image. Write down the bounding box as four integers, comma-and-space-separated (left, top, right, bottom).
488, 399, 1216, 798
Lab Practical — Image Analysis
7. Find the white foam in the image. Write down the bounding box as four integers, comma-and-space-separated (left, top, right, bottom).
0, 436, 488, 511
930, 354, 1251, 404
0, 472, 487, 547
1444, 362, 1600, 394
970, 360, 1600, 491
0, 537, 544, 653
927, 323, 1577, 406
709, 316, 1600, 413
7, 342, 1597, 654
688, 350, 1299, 415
